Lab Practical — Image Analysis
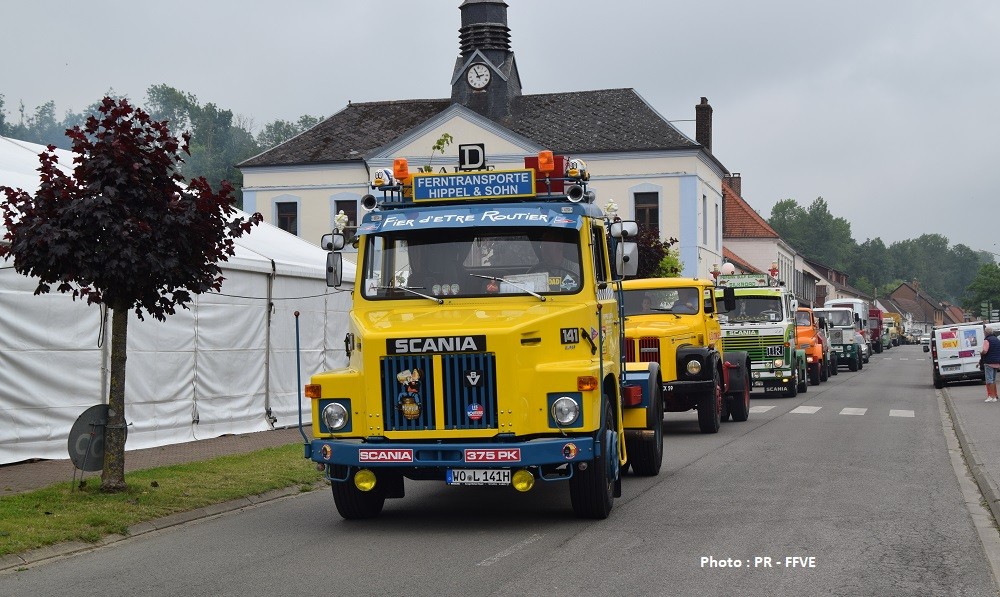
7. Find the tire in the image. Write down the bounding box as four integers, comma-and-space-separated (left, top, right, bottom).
785, 373, 799, 397
809, 362, 821, 386
331, 466, 386, 519
729, 367, 751, 422
848, 354, 858, 371
933, 375, 944, 390
820, 358, 828, 382
831, 353, 839, 376
627, 379, 663, 476
798, 363, 808, 393
570, 400, 616, 519
697, 366, 722, 433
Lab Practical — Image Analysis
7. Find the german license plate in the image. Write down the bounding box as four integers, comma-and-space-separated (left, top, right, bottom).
447, 468, 511, 486
942, 364, 960, 372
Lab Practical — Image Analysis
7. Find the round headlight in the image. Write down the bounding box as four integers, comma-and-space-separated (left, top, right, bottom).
322, 402, 349, 430
686, 359, 702, 375
773, 358, 784, 368
551, 396, 580, 425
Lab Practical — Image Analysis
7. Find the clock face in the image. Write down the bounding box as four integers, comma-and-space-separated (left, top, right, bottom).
466, 63, 491, 89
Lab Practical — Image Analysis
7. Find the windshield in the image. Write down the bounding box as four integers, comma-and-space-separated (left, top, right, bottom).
360, 227, 583, 300
816, 309, 853, 327
623, 287, 700, 316
725, 296, 783, 323
795, 311, 812, 327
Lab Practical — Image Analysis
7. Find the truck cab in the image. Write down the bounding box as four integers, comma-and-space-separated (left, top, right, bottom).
620, 278, 750, 436
716, 275, 808, 398
814, 307, 864, 372
306, 150, 641, 520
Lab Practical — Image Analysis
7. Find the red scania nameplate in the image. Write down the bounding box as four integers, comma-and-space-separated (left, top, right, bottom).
464, 449, 521, 462
358, 448, 413, 463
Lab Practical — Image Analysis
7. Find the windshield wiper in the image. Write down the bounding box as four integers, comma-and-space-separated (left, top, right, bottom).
469, 274, 546, 302
377, 285, 443, 304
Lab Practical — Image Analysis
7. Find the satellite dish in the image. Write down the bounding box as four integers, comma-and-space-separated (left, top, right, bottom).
67, 404, 125, 472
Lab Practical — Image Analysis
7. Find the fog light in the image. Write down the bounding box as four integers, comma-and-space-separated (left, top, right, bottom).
322, 402, 349, 430
354, 469, 377, 492
512, 469, 535, 492
686, 359, 702, 375
551, 397, 580, 425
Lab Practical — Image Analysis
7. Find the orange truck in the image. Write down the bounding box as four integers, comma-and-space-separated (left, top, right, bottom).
796, 307, 831, 385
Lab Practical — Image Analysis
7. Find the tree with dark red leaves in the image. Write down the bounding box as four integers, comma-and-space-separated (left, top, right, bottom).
0, 97, 262, 491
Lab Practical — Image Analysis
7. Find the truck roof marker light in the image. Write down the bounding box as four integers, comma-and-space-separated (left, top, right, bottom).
537, 150, 555, 174
393, 157, 410, 181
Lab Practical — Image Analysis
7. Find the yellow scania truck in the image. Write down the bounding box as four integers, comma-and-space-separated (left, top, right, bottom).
303, 150, 651, 519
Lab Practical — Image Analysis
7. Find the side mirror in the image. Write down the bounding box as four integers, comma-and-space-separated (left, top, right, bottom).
320, 232, 346, 251
722, 287, 736, 313
817, 316, 826, 329
616, 241, 639, 277
326, 252, 343, 287
609, 221, 638, 239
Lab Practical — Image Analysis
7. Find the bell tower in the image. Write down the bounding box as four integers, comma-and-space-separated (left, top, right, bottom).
450, 0, 522, 120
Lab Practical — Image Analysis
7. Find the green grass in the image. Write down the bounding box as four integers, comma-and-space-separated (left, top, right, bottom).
0, 444, 323, 557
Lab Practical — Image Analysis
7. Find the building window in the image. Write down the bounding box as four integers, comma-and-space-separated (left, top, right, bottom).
634, 192, 659, 231
335, 199, 358, 239
702, 194, 708, 245
276, 202, 298, 235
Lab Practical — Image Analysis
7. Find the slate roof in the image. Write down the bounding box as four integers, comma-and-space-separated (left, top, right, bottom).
722, 184, 779, 239
239, 89, 704, 168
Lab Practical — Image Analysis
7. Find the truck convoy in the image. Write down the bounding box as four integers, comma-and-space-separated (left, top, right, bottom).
304, 149, 648, 520
717, 274, 808, 397
620, 278, 750, 436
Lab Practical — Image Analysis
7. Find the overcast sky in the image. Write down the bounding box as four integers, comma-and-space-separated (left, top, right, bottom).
3, 0, 998, 254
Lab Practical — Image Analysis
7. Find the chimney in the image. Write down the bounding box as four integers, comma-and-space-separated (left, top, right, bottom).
723, 172, 741, 196
695, 97, 713, 153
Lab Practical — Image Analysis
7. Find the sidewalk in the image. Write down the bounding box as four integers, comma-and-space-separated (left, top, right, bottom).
1, 426, 312, 495
942, 378, 1000, 525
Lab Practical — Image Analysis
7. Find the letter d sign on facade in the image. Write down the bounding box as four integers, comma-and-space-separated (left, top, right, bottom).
458, 144, 486, 171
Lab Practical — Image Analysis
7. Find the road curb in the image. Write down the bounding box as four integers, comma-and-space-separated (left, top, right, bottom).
942, 387, 1000, 526
0, 482, 325, 573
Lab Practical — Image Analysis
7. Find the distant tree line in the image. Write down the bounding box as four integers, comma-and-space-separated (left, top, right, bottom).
768, 197, 994, 308
0, 86, 323, 203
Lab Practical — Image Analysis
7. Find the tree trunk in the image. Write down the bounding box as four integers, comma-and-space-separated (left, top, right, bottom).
101, 299, 129, 492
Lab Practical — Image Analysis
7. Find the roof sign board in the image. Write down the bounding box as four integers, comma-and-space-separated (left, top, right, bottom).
717, 274, 770, 288
412, 169, 536, 201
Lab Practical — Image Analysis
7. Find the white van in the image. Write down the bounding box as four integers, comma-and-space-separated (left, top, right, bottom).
930, 322, 986, 389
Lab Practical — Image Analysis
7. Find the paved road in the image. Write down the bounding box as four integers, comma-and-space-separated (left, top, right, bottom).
2, 345, 997, 596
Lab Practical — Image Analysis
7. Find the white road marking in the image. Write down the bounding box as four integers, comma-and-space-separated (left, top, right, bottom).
477, 534, 545, 566
840, 407, 867, 415
749, 405, 776, 413
890, 409, 915, 417
790, 406, 822, 414
899, 357, 910, 360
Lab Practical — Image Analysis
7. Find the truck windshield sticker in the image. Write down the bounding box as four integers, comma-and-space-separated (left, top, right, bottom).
363, 207, 582, 233
388, 335, 487, 354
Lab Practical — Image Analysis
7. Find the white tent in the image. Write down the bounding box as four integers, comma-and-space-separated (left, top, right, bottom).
0, 136, 355, 464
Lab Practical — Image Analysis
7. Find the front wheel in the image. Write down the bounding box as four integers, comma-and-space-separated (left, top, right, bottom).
809, 362, 821, 386
697, 367, 722, 433
729, 367, 751, 422
331, 466, 386, 519
626, 377, 663, 476
570, 400, 616, 519
830, 353, 839, 375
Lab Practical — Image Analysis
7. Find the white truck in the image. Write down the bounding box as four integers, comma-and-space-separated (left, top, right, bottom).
825, 298, 872, 363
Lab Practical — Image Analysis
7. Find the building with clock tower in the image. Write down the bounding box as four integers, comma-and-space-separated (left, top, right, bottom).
239, 0, 731, 280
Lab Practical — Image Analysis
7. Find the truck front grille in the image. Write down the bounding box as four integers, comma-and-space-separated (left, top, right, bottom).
380, 353, 498, 431
625, 337, 660, 363
722, 334, 785, 362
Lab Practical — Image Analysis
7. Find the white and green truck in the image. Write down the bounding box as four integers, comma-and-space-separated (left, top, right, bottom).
813, 307, 865, 372
717, 275, 808, 397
